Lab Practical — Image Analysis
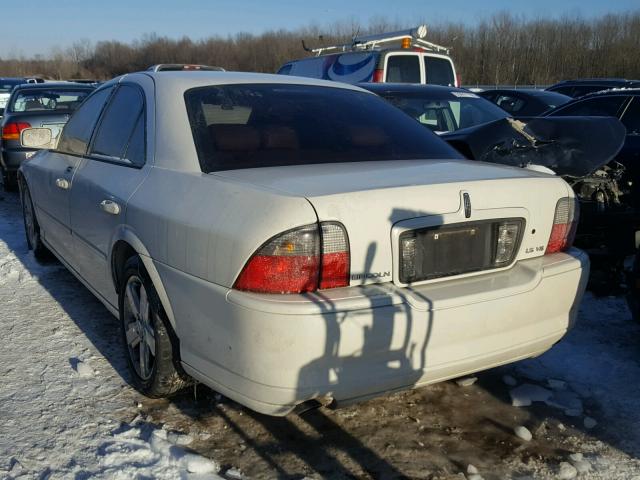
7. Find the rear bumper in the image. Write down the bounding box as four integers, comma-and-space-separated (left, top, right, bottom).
162, 249, 589, 416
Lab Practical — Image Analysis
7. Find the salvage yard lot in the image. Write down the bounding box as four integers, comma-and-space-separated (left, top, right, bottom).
0, 189, 639, 480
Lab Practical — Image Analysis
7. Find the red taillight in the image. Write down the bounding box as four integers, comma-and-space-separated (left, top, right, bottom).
234, 222, 350, 294
372, 69, 384, 83
546, 197, 579, 254
1, 122, 31, 141
456, 73, 462, 88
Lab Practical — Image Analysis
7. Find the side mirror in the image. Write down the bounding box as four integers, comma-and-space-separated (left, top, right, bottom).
20, 127, 56, 150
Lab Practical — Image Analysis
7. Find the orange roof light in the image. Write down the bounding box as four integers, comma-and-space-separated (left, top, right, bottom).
401, 37, 411, 49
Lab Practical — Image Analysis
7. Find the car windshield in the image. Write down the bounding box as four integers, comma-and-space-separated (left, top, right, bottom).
9, 89, 92, 113
184, 84, 461, 172
380, 91, 510, 134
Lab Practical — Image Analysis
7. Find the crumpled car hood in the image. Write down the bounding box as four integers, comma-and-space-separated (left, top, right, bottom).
443, 116, 626, 178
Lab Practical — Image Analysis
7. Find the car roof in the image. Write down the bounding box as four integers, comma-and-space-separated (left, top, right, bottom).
481, 88, 570, 98
582, 87, 640, 97
119, 71, 371, 93
357, 83, 467, 96
549, 78, 640, 87
12, 82, 95, 91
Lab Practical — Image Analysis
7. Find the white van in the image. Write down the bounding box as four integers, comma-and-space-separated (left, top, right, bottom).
278, 26, 459, 87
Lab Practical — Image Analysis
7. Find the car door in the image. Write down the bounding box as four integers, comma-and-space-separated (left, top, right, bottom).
69, 82, 149, 306
29, 86, 113, 262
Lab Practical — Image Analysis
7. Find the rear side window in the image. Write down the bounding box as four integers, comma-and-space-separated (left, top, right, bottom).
90, 84, 145, 165
58, 87, 113, 156
551, 96, 627, 117
495, 94, 526, 114
386, 55, 421, 83
424, 57, 455, 86
184, 84, 461, 172
549, 86, 574, 97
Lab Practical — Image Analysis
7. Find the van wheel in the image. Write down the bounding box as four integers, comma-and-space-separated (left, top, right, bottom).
119, 256, 190, 397
21, 183, 51, 260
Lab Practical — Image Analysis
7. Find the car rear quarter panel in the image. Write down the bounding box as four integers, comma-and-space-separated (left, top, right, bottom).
125, 167, 318, 289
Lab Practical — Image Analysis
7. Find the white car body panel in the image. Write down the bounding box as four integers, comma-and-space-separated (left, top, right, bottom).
19, 71, 589, 415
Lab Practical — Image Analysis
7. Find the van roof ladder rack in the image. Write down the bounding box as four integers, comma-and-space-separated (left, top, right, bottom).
305, 25, 451, 56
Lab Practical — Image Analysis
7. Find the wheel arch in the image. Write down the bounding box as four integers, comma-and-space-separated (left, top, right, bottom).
110, 227, 177, 330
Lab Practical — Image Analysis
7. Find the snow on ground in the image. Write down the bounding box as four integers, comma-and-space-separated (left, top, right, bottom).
0, 189, 639, 479
0, 193, 228, 479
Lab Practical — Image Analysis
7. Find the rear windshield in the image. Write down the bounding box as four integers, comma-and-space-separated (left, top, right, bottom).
9, 88, 92, 113
379, 91, 509, 133
184, 84, 461, 172
424, 57, 455, 86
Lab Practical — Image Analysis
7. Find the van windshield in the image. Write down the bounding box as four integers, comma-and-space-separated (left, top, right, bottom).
184, 84, 462, 172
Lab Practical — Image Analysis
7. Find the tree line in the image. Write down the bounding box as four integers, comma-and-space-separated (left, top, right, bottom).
1, 11, 639, 85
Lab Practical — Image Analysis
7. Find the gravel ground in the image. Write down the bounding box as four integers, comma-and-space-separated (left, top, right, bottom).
0, 189, 639, 479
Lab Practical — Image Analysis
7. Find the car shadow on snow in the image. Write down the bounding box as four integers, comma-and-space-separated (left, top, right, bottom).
0, 190, 134, 387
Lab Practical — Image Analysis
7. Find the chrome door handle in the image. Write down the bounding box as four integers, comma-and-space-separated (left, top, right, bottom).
55, 178, 70, 190
100, 199, 121, 215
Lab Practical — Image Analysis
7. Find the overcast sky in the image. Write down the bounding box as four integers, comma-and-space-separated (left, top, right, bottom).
2, 0, 638, 57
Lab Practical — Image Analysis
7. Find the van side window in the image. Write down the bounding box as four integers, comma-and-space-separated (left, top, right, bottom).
424, 57, 455, 86
386, 56, 421, 83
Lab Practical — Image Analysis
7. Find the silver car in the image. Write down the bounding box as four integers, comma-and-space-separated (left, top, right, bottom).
18, 72, 588, 415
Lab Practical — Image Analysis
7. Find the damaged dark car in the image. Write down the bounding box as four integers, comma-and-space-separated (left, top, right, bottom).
361, 83, 639, 318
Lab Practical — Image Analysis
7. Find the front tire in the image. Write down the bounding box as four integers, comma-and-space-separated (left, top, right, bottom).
21, 182, 51, 260
119, 256, 189, 397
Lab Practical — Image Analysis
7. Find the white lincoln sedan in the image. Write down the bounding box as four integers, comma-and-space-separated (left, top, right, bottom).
18, 72, 588, 415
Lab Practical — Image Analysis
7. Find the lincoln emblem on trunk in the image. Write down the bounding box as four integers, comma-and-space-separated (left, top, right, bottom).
463, 192, 471, 218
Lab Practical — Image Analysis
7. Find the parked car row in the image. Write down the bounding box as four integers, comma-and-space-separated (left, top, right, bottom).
1, 25, 636, 416
0, 82, 96, 190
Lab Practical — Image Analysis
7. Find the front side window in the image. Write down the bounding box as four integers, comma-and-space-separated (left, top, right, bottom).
9, 89, 92, 113
184, 84, 461, 172
90, 85, 145, 165
386, 55, 421, 83
551, 96, 628, 117
57, 87, 113, 156
424, 57, 455, 86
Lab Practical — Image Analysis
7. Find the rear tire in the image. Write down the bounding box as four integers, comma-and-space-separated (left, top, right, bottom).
3, 169, 17, 192
119, 255, 190, 397
21, 182, 51, 261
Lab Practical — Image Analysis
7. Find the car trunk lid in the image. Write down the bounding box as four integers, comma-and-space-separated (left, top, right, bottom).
216, 159, 570, 286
